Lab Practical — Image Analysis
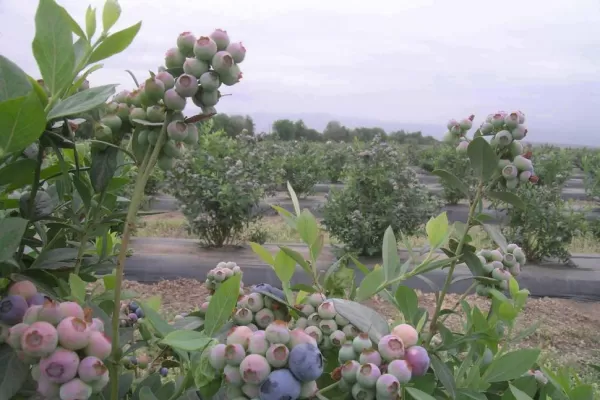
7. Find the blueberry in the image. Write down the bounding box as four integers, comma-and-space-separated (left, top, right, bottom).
0, 295, 28, 325
129, 356, 138, 365
135, 308, 144, 318
128, 302, 139, 312
259, 369, 301, 400
159, 367, 168, 377
288, 343, 324, 382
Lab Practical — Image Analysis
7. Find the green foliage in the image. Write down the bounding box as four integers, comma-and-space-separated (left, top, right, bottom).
433, 144, 477, 204
279, 140, 323, 197
322, 141, 349, 183
210, 113, 255, 137
532, 145, 574, 187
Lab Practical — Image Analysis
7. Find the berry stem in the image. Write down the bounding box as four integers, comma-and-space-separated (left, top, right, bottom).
440, 282, 478, 324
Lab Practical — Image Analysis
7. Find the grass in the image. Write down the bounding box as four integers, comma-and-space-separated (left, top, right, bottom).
135, 212, 600, 254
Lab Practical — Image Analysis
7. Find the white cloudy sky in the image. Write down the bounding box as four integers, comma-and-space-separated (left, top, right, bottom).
1, 0, 600, 144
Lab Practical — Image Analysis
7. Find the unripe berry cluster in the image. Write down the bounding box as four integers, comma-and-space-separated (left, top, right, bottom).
0, 281, 111, 400
209, 323, 324, 400
474, 243, 526, 296
204, 261, 244, 294
231, 284, 289, 330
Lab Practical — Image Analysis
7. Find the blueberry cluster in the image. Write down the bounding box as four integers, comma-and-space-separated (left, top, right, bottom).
209, 323, 324, 400
119, 301, 144, 327
0, 280, 110, 400
474, 244, 527, 296
204, 261, 245, 294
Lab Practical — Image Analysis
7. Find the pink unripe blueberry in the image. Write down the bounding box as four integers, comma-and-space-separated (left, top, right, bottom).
246, 293, 264, 313
341, 360, 360, 383
84, 331, 111, 360
77, 356, 107, 383
359, 349, 382, 366
519, 170, 532, 182
289, 328, 317, 348
317, 300, 336, 319
7, 323, 29, 350
357, 363, 381, 388
491, 268, 511, 281
165, 48, 185, 69
511, 125, 527, 140
513, 155, 533, 172
387, 359, 412, 383
378, 334, 405, 361
509, 263, 521, 276
57, 317, 90, 350
37, 376, 60, 398
0, 294, 28, 325
226, 325, 253, 349
59, 302, 85, 320
456, 141, 469, 153
226, 42, 246, 64
240, 354, 271, 384
391, 324, 418, 347
163, 88, 186, 111
8, 280, 38, 300
491, 113, 505, 128
21, 321, 58, 357
376, 374, 400, 398
211, 51, 234, 75
210, 29, 230, 50
40, 348, 80, 383
177, 31, 196, 56
166, 121, 188, 142
193, 36, 218, 61
265, 344, 289, 368
255, 308, 275, 329
404, 345, 430, 377
224, 343, 246, 366
248, 330, 269, 355
224, 363, 243, 385
175, 74, 199, 98
89, 370, 109, 393
59, 378, 92, 400
209, 343, 227, 370
265, 320, 290, 344
305, 325, 323, 344
156, 71, 175, 90
220, 64, 243, 86
307, 293, 326, 308
183, 58, 209, 79
446, 119, 458, 130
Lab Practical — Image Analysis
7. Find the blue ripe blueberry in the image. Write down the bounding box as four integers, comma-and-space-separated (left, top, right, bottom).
0, 295, 28, 325
128, 313, 138, 322
259, 369, 301, 400
135, 308, 144, 318
288, 343, 324, 382
159, 367, 168, 377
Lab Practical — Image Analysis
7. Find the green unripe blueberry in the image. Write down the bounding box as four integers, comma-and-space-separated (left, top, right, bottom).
456, 141, 469, 153
307, 313, 321, 327
338, 342, 357, 363
502, 164, 518, 179
307, 293, 326, 308
163, 88, 186, 111
513, 155, 533, 172
509, 140, 524, 157
199, 71, 221, 91
482, 263, 495, 275
195, 89, 220, 107
341, 360, 360, 383
129, 107, 146, 123
146, 105, 165, 122
209, 343, 226, 371
165, 48, 185, 69
518, 170, 532, 182
177, 32, 196, 56
459, 117, 473, 130
246, 293, 264, 313
476, 284, 491, 297
443, 131, 456, 143
498, 280, 509, 291
491, 113, 505, 128
172, 111, 185, 121
491, 268, 511, 281
477, 255, 487, 266
511, 125, 527, 140
114, 90, 130, 103
329, 330, 346, 347
334, 313, 349, 326
94, 124, 113, 142
508, 263, 521, 276
506, 244, 518, 253
220, 64, 243, 86
502, 253, 517, 267
193, 36, 218, 61
157, 155, 175, 171
317, 301, 336, 319
359, 349, 382, 366
490, 250, 503, 262
478, 249, 492, 261
494, 130, 513, 147
210, 29, 230, 50
298, 304, 315, 316
480, 122, 493, 135
147, 130, 158, 146
265, 343, 289, 368
505, 178, 518, 189
144, 77, 165, 103
175, 74, 199, 98
156, 71, 175, 90
446, 119, 458, 130
254, 308, 275, 329
351, 383, 375, 400
183, 58, 209, 79
184, 123, 199, 145
356, 363, 381, 389
318, 319, 337, 335
116, 103, 130, 119
352, 333, 373, 353
304, 326, 323, 344
504, 113, 519, 129
162, 140, 182, 159
212, 51, 234, 75
342, 324, 360, 340
491, 260, 504, 270
513, 248, 526, 264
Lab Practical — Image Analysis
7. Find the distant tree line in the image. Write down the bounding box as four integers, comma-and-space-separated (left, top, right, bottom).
207, 114, 439, 144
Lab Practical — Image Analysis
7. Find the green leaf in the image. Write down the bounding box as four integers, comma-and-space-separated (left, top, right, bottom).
72, 175, 92, 211
569, 384, 594, 400
32, 0, 75, 95
356, 266, 385, 302
426, 212, 449, 249
395, 285, 419, 323
482, 348, 540, 383
139, 386, 159, 400
311, 233, 324, 261
68, 273, 86, 304
382, 226, 400, 281
172, 316, 204, 331
509, 384, 534, 400
249, 242, 274, 265
88, 21, 142, 64
482, 224, 508, 252
508, 276, 519, 299
279, 246, 311, 276
204, 274, 241, 337
161, 330, 211, 352
274, 250, 296, 284
430, 354, 457, 398
286, 181, 301, 216
331, 298, 390, 343
487, 191, 526, 210
146, 295, 161, 311
0, 218, 28, 262
85, 6, 97, 39
138, 302, 174, 338
64, 8, 86, 39
432, 169, 470, 198
462, 250, 487, 277
48, 84, 117, 120
102, 273, 115, 290
296, 210, 319, 246
0, 344, 29, 400
456, 389, 487, 400
102, 0, 121, 32
406, 387, 436, 400
0, 158, 37, 189
0, 92, 46, 155
0, 56, 33, 102
467, 137, 498, 181
90, 146, 118, 194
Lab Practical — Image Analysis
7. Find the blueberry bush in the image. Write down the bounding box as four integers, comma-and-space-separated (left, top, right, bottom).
280, 140, 324, 198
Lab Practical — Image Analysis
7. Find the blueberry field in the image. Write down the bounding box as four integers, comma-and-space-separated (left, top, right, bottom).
0, 1, 599, 400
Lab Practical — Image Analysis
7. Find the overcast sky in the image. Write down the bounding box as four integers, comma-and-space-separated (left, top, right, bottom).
1, 0, 599, 144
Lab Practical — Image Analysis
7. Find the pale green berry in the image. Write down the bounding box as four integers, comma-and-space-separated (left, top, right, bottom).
304, 326, 323, 344
338, 342, 357, 363
502, 164, 518, 179
494, 130, 513, 147
480, 122, 493, 135
341, 360, 360, 383
511, 125, 527, 140
513, 155, 533, 172
183, 58, 209, 79
193, 36, 218, 61
352, 333, 373, 353
199, 71, 221, 91
165, 48, 185, 69
356, 363, 381, 389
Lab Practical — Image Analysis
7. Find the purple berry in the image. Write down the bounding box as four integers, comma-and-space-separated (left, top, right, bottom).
224, 343, 246, 366
129, 356, 138, 365
226, 326, 253, 349
259, 369, 301, 400
211, 51, 234, 75
128, 313, 138, 322
265, 320, 290, 344
59, 378, 92, 400
352, 333, 373, 353
77, 356, 107, 383
317, 300, 336, 319
8, 280, 38, 301
240, 354, 271, 384
255, 308, 275, 329
183, 58, 209, 79
193, 36, 218, 61
226, 42, 246, 63
40, 348, 80, 384
404, 346, 430, 377
163, 88, 186, 111
0, 295, 28, 325
84, 331, 112, 360
27, 293, 48, 307
209, 29, 230, 50
209, 343, 226, 370
265, 343, 289, 368
21, 321, 58, 357
159, 367, 168, 377
57, 317, 91, 350
376, 374, 400, 398
165, 48, 185, 69
167, 121, 189, 142
359, 349, 382, 366
177, 32, 196, 56
378, 334, 405, 361
175, 74, 199, 97
289, 328, 317, 348
156, 71, 175, 90
356, 363, 381, 388
288, 343, 324, 382
341, 360, 360, 383
387, 359, 412, 383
